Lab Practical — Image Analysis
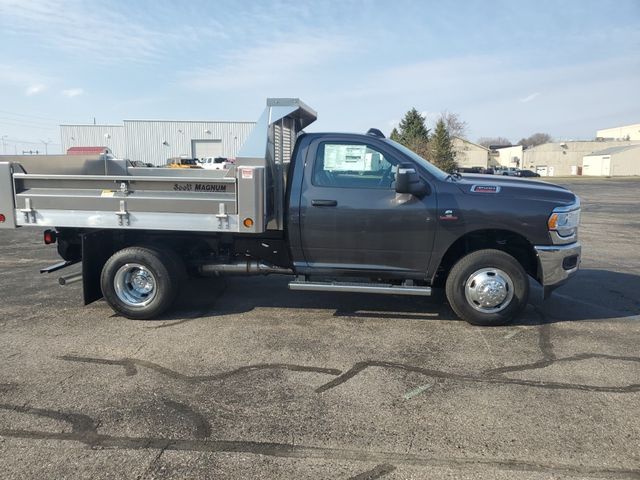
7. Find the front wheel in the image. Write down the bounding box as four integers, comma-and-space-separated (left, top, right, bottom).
445, 249, 529, 326
100, 246, 184, 319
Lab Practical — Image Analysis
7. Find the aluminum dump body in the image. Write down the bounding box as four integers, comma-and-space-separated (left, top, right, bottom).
0, 98, 317, 234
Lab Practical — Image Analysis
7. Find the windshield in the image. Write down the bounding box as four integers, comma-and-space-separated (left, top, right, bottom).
384, 139, 449, 181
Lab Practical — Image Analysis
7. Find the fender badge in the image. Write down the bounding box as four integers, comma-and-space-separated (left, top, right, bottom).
471, 184, 500, 193
439, 209, 458, 221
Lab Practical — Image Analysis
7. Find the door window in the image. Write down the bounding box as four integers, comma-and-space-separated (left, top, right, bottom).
313, 142, 397, 189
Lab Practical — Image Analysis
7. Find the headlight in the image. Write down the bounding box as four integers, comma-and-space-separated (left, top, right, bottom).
548, 200, 580, 240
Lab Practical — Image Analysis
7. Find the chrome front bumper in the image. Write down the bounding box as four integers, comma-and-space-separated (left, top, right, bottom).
534, 242, 581, 291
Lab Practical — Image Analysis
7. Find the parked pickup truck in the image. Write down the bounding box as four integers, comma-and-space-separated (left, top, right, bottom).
0, 98, 581, 325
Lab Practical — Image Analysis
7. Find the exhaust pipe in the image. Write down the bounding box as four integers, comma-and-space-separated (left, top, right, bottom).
58, 273, 82, 286
199, 260, 293, 276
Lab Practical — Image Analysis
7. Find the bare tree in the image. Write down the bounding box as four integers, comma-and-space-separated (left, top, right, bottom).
477, 137, 512, 148
440, 111, 468, 139
518, 133, 552, 148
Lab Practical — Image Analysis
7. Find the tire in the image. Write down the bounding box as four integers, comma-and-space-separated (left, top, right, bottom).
445, 249, 529, 326
100, 246, 184, 319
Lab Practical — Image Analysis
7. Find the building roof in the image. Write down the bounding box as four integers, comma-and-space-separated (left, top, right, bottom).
453, 136, 490, 151
67, 146, 110, 155
60, 120, 255, 127
586, 144, 640, 156
597, 123, 640, 131
525, 140, 640, 152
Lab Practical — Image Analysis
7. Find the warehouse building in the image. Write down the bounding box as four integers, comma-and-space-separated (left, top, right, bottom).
582, 145, 640, 176
492, 145, 523, 168
522, 140, 640, 176
60, 119, 255, 166
596, 123, 640, 141
453, 137, 490, 169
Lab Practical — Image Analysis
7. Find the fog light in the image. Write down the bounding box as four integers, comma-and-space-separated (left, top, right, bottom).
243, 218, 254, 228
562, 255, 578, 270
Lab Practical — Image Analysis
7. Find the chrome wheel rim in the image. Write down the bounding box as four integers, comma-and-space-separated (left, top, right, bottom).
464, 267, 514, 313
114, 263, 157, 307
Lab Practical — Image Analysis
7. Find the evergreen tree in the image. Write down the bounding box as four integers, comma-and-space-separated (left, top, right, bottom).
431, 118, 458, 173
390, 127, 401, 142
393, 108, 430, 144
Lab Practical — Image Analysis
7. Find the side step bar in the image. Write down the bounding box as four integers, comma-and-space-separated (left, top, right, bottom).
288, 280, 431, 296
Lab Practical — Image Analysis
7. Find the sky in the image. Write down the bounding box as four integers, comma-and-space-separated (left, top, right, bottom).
0, 0, 639, 154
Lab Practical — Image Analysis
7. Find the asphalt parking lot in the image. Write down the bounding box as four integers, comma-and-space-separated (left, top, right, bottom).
0, 177, 638, 479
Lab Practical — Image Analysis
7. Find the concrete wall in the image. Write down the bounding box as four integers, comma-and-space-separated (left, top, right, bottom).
523, 140, 640, 176
61, 120, 255, 166
453, 137, 489, 168
596, 124, 640, 141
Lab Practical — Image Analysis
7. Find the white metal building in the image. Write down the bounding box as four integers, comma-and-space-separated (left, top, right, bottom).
582, 145, 640, 176
596, 124, 640, 141
492, 145, 523, 168
522, 140, 640, 176
60, 120, 255, 166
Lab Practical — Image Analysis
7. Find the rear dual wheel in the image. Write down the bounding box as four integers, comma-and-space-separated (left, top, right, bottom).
100, 246, 185, 319
445, 249, 529, 326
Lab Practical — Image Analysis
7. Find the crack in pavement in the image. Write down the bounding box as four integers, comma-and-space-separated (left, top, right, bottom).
58, 355, 343, 382
314, 357, 640, 394
0, 418, 637, 479
484, 352, 640, 377
57, 351, 640, 394
136, 440, 172, 480
0, 403, 100, 443
314, 319, 640, 394
348, 463, 396, 479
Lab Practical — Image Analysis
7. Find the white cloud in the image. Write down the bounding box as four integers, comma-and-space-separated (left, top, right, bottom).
0, 0, 177, 63
0, 63, 50, 91
62, 88, 84, 98
25, 84, 46, 96
519, 92, 540, 103
182, 35, 354, 91
311, 54, 640, 141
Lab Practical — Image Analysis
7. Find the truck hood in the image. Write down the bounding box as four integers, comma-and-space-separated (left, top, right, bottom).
452, 174, 577, 205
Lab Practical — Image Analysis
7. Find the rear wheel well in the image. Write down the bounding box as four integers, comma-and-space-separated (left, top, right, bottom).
432, 229, 538, 288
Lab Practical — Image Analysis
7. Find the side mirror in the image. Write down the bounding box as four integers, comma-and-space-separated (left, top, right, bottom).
395, 164, 430, 197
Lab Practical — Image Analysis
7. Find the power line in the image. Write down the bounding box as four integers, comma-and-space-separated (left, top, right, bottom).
0, 114, 57, 127
0, 120, 58, 131
0, 109, 68, 123
3, 137, 60, 145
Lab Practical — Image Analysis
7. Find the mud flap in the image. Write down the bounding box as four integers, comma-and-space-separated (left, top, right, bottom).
81, 230, 116, 305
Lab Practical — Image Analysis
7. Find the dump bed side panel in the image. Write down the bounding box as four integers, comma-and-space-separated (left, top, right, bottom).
0, 162, 17, 229
12, 171, 241, 233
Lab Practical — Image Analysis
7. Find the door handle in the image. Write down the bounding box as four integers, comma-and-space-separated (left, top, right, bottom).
311, 199, 338, 207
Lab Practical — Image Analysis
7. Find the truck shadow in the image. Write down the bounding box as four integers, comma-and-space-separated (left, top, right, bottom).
526, 268, 640, 324
163, 268, 640, 325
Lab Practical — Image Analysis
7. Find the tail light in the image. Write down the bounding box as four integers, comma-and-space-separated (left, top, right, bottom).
44, 229, 57, 245
0, 214, 5, 223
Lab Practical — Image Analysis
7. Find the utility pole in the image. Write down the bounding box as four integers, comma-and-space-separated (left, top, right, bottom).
1, 135, 7, 155
40, 139, 50, 155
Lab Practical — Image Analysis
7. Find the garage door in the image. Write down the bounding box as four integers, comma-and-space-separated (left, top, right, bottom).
192, 140, 222, 159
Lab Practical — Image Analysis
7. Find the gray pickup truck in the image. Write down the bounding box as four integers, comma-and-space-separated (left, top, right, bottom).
0, 98, 581, 326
